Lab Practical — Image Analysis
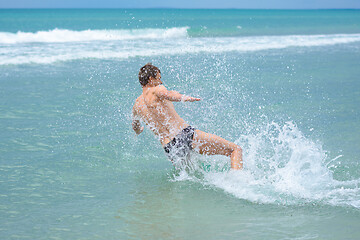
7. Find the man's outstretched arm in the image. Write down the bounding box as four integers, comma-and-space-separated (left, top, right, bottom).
155, 85, 200, 102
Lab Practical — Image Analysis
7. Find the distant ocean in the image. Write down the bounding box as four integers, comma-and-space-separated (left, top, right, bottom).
0, 9, 359, 239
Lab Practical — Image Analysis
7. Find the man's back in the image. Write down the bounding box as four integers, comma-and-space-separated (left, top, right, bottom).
133, 85, 189, 146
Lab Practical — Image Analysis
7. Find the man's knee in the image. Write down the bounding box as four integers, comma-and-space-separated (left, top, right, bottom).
226, 144, 241, 156
233, 145, 242, 154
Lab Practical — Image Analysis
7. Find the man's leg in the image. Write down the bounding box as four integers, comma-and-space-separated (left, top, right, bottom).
192, 129, 243, 170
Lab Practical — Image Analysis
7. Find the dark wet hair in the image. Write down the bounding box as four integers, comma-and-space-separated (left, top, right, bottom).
138, 63, 161, 86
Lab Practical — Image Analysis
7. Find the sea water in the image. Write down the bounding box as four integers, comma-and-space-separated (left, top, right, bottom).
0, 9, 359, 239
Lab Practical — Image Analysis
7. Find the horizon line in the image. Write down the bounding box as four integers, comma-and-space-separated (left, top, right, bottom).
1, 7, 360, 10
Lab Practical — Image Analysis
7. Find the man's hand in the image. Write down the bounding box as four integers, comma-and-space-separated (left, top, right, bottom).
182, 96, 201, 102
136, 126, 144, 135
132, 119, 143, 135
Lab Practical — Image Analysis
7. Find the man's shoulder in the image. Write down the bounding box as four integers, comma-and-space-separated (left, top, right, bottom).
133, 95, 142, 108
151, 84, 166, 92
152, 85, 168, 97
133, 96, 143, 115
135, 95, 142, 102
156, 84, 167, 90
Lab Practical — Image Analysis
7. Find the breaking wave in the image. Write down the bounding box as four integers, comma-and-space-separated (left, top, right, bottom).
1, 30, 360, 65
0, 27, 189, 44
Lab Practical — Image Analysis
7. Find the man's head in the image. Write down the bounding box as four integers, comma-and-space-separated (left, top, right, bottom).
138, 63, 161, 87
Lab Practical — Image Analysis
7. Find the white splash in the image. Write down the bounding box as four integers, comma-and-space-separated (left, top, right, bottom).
173, 121, 360, 209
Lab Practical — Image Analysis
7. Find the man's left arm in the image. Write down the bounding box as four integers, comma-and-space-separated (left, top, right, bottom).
155, 85, 201, 102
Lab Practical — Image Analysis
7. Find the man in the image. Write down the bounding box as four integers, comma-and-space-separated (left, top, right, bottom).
132, 63, 243, 170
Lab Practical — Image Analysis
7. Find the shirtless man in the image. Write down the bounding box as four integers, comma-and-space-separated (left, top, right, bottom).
132, 63, 243, 170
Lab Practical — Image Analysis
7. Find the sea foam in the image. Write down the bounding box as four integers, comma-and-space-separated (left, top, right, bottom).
1, 29, 360, 65
0, 27, 189, 44
173, 121, 360, 209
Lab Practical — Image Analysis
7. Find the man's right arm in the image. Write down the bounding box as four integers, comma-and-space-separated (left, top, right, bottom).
154, 85, 200, 102
132, 105, 144, 135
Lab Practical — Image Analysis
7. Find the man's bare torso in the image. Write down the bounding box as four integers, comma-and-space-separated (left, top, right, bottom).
133, 85, 189, 146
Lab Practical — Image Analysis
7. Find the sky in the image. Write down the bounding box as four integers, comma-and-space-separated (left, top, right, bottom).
0, 0, 360, 9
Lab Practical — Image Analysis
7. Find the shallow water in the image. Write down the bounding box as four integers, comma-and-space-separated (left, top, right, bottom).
1, 9, 360, 239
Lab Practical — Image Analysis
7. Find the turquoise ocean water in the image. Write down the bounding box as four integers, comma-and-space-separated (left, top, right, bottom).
1, 9, 360, 239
